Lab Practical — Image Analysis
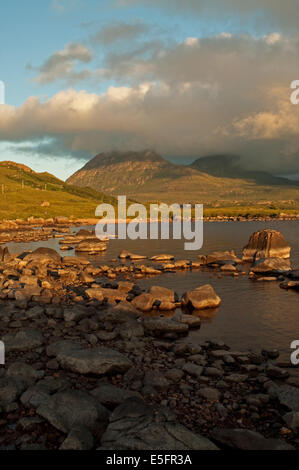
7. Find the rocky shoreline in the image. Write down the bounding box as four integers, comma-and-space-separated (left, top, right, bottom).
0, 228, 298, 450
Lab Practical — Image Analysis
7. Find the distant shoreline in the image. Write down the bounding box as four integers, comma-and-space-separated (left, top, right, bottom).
0, 214, 299, 231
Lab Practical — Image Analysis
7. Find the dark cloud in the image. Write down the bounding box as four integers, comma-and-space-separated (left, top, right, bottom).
30, 42, 92, 84
93, 21, 151, 45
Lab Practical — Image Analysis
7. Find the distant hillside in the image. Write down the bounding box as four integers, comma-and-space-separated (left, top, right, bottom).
190, 155, 294, 186
67, 150, 195, 194
66, 151, 299, 216
0, 161, 118, 220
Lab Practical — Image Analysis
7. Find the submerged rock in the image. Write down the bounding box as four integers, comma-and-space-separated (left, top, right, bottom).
242, 229, 291, 262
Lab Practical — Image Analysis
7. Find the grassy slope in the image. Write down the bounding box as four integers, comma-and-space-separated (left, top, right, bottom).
0, 162, 118, 220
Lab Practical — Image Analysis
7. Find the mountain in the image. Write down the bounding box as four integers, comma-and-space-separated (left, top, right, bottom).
190, 155, 293, 186
66, 150, 299, 217
0, 161, 117, 220
67, 150, 195, 194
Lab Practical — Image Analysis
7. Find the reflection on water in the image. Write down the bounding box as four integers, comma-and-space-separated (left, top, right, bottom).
6, 220, 299, 356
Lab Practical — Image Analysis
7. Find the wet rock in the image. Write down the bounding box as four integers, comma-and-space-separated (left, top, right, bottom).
149, 286, 176, 303
252, 258, 291, 274
180, 314, 201, 328
100, 397, 218, 450
60, 426, 94, 450
242, 229, 291, 262
181, 284, 221, 310
280, 280, 299, 291
211, 428, 294, 450
150, 254, 174, 261
131, 293, 155, 312
3, 328, 43, 352
266, 364, 289, 380
143, 317, 189, 338
76, 240, 108, 254
206, 251, 241, 265
37, 389, 109, 433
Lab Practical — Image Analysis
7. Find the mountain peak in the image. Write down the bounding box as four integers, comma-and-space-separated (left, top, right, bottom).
82, 150, 165, 170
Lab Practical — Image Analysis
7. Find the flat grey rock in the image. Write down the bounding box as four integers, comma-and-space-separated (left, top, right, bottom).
37, 389, 110, 433
100, 397, 218, 450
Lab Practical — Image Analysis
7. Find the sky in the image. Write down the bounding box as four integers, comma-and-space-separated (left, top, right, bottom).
0, 0, 299, 180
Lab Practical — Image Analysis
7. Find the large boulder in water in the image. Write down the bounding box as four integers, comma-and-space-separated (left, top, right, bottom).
181, 284, 221, 310
251, 258, 291, 274
242, 229, 290, 262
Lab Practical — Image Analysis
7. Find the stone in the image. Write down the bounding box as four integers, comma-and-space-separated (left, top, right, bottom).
144, 371, 170, 391
150, 254, 174, 261
7, 362, 42, 385
183, 362, 204, 379
198, 387, 220, 401
23, 247, 61, 264
131, 294, 155, 312
211, 428, 294, 450
60, 426, 94, 450
149, 286, 176, 303
181, 284, 221, 310
91, 384, 140, 408
268, 384, 299, 411
0, 377, 27, 406
48, 341, 132, 376
252, 258, 291, 274
100, 397, 218, 450
143, 317, 189, 337
242, 229, 291, 262
37, 389, 109, 433
3, 329, 43, 352
283, 412, 299, 432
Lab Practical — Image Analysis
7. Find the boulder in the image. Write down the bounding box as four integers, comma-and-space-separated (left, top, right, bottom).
23, 247, 61, 264
206, 251, 241, 265
181, 284, 221, 310
211, 428, 294, 450
131, 293, 155, 312
76, 240, 108, 253
3, 328, 44, 352
91, 384, 140, 409
149, 286, 176, 303
143, 317, 188, 338
150, 254, 174, 261
37, 389, 109, 433
242, 229, 291, 262
60, 426, 94, 450
251, 258, 291, 274
48, 341, 132, 376
100, 397, 218, 450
